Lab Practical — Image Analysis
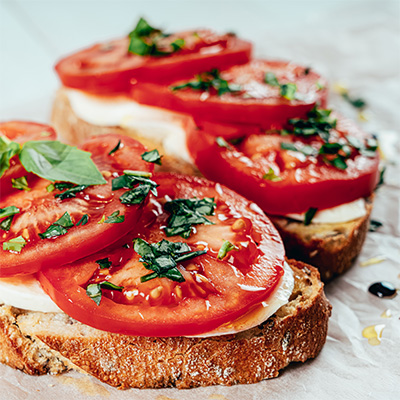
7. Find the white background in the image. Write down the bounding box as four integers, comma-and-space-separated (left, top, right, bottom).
0, 1, 399, 399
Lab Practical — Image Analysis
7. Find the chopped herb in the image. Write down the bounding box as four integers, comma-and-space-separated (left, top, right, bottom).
304, 67, 311, 75
124, 170, 153, 178
54, 182, 76, 191
0, 136, 20, 177
95, 257, 112, 269
86, 281, 123, 306
76, 214, 89, 226
3, 235, 27, 252
216, 136, 232, 150
304, 208, 318, 226
342, 92, 367, 109
171, 69, 241, 96
0, 216, 14, 231
112, 171, 158, 202
141, 149, 162, 165
108, 139, 122, 155
119, 184, 152, 205
0, 206, 20, 219
217, 240, 238, 259
46, 183, 55, 192
39, 211, 74, 239
316, 81, 325, 90
54, 184, 88, 200
98, 215, 106, 224
376, 167, 385, 190
264, 72, 297, 100
11, 176, 30, 191
329, 156, 348, 170
280, 142, 298, 152
134, 238, 206, 283
369, 219, 383, 232
40, 131, 52, 137
104, 210, 125, 224
164, 197, 216, 238
263, 167, 282, 182
19, 140, 106, 186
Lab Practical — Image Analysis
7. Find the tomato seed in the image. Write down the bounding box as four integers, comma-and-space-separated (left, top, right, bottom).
231, 218, 245, 232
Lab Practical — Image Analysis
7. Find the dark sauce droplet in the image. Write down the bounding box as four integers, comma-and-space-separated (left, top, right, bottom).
368, 282, 397, 298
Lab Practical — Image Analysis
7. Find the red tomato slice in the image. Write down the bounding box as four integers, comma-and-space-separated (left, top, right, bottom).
0, 133, 153, 276
38, 173, 285, 337
187, 113, 380, 215
0, 121, 57, 195
131, 60, 327, 130
55, 31, 251, 94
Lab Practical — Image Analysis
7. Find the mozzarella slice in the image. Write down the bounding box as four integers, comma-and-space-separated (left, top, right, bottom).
285, 198, 367, 224
0, 275, 61, 312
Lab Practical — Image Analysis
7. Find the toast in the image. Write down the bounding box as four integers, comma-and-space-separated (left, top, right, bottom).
51, 88, 373, 281
0, 259, 331, 389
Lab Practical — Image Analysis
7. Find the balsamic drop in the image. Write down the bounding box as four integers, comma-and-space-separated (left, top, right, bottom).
368, 281, 397, 298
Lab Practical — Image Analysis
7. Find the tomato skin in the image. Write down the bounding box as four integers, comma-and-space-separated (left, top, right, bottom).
187, 114, 380, 215
131, 60, 328, 130
0, 133, 153, 277
0, 121, 57, 196
38, 173, 285, 337
55, 33, 252, 94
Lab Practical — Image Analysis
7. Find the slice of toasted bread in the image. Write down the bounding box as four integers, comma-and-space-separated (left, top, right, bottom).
0, 260, 330, 389
51, 88, 372, 281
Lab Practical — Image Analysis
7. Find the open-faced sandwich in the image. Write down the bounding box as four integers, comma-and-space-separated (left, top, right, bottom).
51, 18, 380, 281
0, 121, 331, 388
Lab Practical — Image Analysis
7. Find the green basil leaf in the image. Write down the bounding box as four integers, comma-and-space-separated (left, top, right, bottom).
95, 257, 112, 269
129, 17, 158, 37
0, 206, 20, 219
304, 208, 318, 226
217, 240, 237, 259
3, 235, 27, 252
280, 83, 297, 100
108, 139, 122, 155
86, 283, 102, 306
264, 72, 280, 87
104, 210, 125, 224
120, 184, 151, 205
11, 176, 30, 191
19, 141, 106, 185
54, 182, 76, 191
100, 281, 124, 291
369, 219, 383, 232
0, 137, 20, 177
341, 92, 367, 109
175, 249, 206, 263
141, 149, 162, 165
216, 136, 232, 150
262, 167, 282, 182
54, 184, 88, 200
280, 142, 298, 152
76, 214, 89, 226
330, 157, 348, 170
39, 211, 73, 239
0, 216, 14, 231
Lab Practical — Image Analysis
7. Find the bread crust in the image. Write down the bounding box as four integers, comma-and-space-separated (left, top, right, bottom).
1, 260, 331, 389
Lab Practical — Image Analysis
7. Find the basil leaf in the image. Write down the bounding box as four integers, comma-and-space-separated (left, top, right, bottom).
95, 257, 112, 269
217, 240, 237, 259
280, 142, 298, 152
0, 206, 20, 219
3, 235, 27, 252
46, 183, 55, 192
130, 17, 158, 37
120, 184, 152, 205
329, 157, 348, 170
280, 83, 297, 100
108, 139, 122, 155
264, 72, 280, 87
175, 249, 206, 263
124, 170, 153, 178
76, 214, 89, 226
0, 137, 20, 177
19, 141, 106, 185
104, 210, 125, 224
369, 219, 383, 232
304, 208, 318, 226
55, 182, 76, 191
0, 216, 14, 231
342, 92, 367, 109
141, 149, 162, 165
100, 281, 124, 291
39, 211, 73, 239
11, 176, 30, 191
263, 168, 282, 182
216, 136, 232, 150
54, 184, 88, 200
86, 283, 102, 306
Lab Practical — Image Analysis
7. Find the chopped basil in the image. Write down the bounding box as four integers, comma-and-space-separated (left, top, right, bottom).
369, 219, 383, 232
86, 281, 123, 306
134, 238, 206, 283
171, 69, 241, 96
316, 81, 325, 90
98, 215, 106, 224
0, 136, 20, 178
217, 240, 238, 260
304, 208, 318, 226
108, 139, 122, 155
54, 184, 88, 200
304, 67, 311, 75
0, 216, 14, 231
104, 210, 125, 224
216, 136, 232, 150
128, 17, 184, 57
141, 149, 162, 165
19, 140, 106, 186
264, 72, 297, 100
76, 214, 89, 226
11, 176, 30, 191
39, 211, 74, 239
119, 184, 152, 205
46, 183, 55, 192
376, 167, 385, 190
95, 257, 112, 269
54, 182, 76, 191
0, 206, 20, 219
341, 92, 367, 109
280, 142, 298, 152
262, 167, 282, 182
164, 197, 216, 238
3, 235, 27, 252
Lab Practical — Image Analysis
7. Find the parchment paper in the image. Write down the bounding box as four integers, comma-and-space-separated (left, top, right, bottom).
0, 1, 399, 399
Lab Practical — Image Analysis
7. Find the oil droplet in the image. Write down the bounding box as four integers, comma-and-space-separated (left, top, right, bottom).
362, 324, 385, 346
368, 281, 397, 298
381, 309, 392, 318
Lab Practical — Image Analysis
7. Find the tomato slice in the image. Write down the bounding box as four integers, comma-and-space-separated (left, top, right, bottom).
187, 112, 380, 215
55, 31, 251, 94
0, 121, 57, 195
131, 60, 327, 131
38, 173, 285, 337
0, 133, 153, 276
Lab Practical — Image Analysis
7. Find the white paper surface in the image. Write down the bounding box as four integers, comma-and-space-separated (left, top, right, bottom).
0, 1, 399, 399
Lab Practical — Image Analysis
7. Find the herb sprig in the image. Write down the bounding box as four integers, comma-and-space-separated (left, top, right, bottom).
264, 72, 297, 100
